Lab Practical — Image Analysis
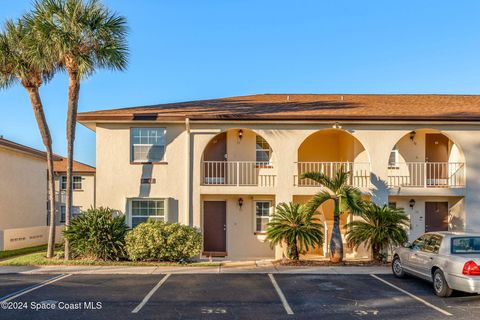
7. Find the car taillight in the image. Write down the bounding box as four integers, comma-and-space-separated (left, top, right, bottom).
462, 260, 480, 276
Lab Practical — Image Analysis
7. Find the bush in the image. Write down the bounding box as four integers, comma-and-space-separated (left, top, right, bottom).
125, 220, 202, 262
63, 207, 129, 261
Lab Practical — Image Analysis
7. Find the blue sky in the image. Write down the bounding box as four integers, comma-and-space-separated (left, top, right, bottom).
1, 0, 480, 166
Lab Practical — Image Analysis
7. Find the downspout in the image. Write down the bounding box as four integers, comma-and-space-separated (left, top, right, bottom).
185, 118, 191, 226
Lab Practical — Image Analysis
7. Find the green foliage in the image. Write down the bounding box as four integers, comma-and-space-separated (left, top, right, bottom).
345, 203, 410, 261
62, 207, 128, 261
125, 220, 202, 262
266, 202, 324, 260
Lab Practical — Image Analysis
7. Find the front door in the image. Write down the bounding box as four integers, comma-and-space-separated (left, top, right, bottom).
203, 201, 227, 256
425, 134, 449, 186
425, 202, 449, 232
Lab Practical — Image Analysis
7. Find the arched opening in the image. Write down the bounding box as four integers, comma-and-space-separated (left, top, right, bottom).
201, 129, 275, 187
296, 129, 370, 187
387, 129, 465, 188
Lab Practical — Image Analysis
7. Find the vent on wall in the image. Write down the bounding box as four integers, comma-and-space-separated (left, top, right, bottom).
133, 113, 158, 120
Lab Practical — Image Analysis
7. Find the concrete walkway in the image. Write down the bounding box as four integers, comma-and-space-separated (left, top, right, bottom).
0, 264, 390, 275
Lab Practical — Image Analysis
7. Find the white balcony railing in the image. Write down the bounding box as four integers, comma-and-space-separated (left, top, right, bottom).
388, 162, 465, 188
295, 162, 371, 188
202, 161, 276, 187
55, 191, 66, 203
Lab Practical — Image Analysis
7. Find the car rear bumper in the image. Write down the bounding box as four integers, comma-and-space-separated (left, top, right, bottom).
447, 274, 480, 293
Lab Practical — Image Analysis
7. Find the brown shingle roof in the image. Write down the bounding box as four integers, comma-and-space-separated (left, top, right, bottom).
77, 94, 480, 122
53, 156, 96, 174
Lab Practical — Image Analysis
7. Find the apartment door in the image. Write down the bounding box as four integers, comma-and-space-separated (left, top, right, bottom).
203, 201, 227, 256
425, 134, 449, 185
203, 132, 227, 184
425, 202, 449, 232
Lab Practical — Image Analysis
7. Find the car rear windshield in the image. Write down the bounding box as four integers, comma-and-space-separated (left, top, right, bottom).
451, 237, 480, 254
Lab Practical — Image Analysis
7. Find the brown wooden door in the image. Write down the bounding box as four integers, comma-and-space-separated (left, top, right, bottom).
425, 202, 449, 232
425, 134, 449, 184
203, 201, 227, 255
203, 133, 227, 184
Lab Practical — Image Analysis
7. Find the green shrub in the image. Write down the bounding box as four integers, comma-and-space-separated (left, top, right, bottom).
125, 220, 202, 262
63, 207, 128, 261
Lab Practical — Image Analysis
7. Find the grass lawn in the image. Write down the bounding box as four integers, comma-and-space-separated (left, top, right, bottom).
0, 251, 221, 267
0, 244, 48, 260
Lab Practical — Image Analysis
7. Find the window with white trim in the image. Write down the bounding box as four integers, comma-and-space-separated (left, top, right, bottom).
131, 128, 166, 163
60, 176, 82, 190
130, 199, 166, 228
60, 206, 82, 222
256, 135, 272, 164
388, 148, 399, 169
255, 201, 272, 233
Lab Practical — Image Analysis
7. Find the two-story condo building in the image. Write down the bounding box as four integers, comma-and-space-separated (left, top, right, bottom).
78, 94, 480, 260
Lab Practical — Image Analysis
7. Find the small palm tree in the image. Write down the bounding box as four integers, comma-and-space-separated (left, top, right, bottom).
0, 19, 58, 258
345, 203, 409, 261
266, 202, 323, 260
302, 168, 363, 263
29, 0, 128, 259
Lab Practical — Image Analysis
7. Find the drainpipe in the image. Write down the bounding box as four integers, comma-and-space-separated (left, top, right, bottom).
185, 118, 191, 226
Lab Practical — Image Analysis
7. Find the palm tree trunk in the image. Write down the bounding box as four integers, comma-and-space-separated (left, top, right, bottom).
330, 198, 343, 263
25, 86, 56, 258
64, 65, 80, 261
290, 240, 299, 260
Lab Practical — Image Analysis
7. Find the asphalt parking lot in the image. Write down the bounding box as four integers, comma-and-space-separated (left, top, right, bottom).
0, 272, 479, 320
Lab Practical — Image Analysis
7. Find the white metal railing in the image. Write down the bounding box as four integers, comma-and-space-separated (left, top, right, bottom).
388, 162, 465, 188
202, 161, 276, 187
295, 162, 371, 188
55, 191, 66, 203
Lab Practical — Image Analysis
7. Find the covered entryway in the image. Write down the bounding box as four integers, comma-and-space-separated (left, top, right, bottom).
203, 201, 227, 256
425, 202, 449, 232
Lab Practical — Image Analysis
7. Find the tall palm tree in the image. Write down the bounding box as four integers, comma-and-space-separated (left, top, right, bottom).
345, 203, 409, 261
266, 202, 323, 260
0, 19, 58, 258
302, 168, 363, 263
30, 0, 128, 259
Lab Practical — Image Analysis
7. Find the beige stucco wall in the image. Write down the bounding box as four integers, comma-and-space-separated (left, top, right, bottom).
0, 226, 64, 251
92, 120, 480, 260
0, 147, 47, 230
54, 173, 95, 224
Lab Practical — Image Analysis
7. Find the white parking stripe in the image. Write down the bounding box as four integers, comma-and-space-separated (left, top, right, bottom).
0, 274, 72, 303
268, 273, 294, 315
370, 274, 452, 316
132, 273, 171, 314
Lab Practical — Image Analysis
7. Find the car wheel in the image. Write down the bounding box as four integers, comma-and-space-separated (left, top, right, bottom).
433, 269, 453, 297
392, 256, 405, 278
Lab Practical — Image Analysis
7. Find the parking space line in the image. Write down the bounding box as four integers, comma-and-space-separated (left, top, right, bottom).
268, 273, 294, 315
132, 273, 171, 314
370, 274, 452, 316
0, 274, 72, 303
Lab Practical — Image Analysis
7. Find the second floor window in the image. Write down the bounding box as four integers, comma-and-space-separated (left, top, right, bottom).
256, 135, 272, 164
131, 128, 166, 163
388, 148, 399, 169
61, 176, 82, 190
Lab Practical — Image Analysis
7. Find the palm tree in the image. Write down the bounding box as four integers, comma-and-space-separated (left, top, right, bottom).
302, 168, 363, 263
345, 203, 409, 261
0, 19, 58, 258
29, 0, 128, 259
266, 202, 323, 260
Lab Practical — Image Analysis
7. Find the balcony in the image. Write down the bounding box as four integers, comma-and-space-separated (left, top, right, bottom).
294, 162, 371, 188
202, 161, 276, 187
388, 162, 465, 188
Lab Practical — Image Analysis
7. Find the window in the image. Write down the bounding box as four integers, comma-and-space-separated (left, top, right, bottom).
60, 176, 82, 190
388, 148, 399, 169
60, 206, 81, 223
256, 135, 272, 164
255, 201, 272, 233
412, 234, 430, 251
388, 202, 397, 209
131, 199, 166, 227
451, 237, 480, 254
131, 128, 166, 163
423, 234, 443, 253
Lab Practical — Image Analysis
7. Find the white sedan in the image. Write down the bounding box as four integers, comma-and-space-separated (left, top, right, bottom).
392, 231, 480, 297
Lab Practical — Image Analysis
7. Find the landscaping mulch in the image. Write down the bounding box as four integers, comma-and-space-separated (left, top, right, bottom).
276, 259, 390, 267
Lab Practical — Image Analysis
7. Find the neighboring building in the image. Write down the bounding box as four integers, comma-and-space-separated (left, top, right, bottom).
77, 94, 480, 260
0, 138, 62, 251
53, 156, 96, 224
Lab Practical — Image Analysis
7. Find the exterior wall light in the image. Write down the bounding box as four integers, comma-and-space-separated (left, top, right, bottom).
238, 198, 244, 208
410, 131, 416, 142
333, 122, 342, 129
238, 129, 243, 140
409, 199, 416, 209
